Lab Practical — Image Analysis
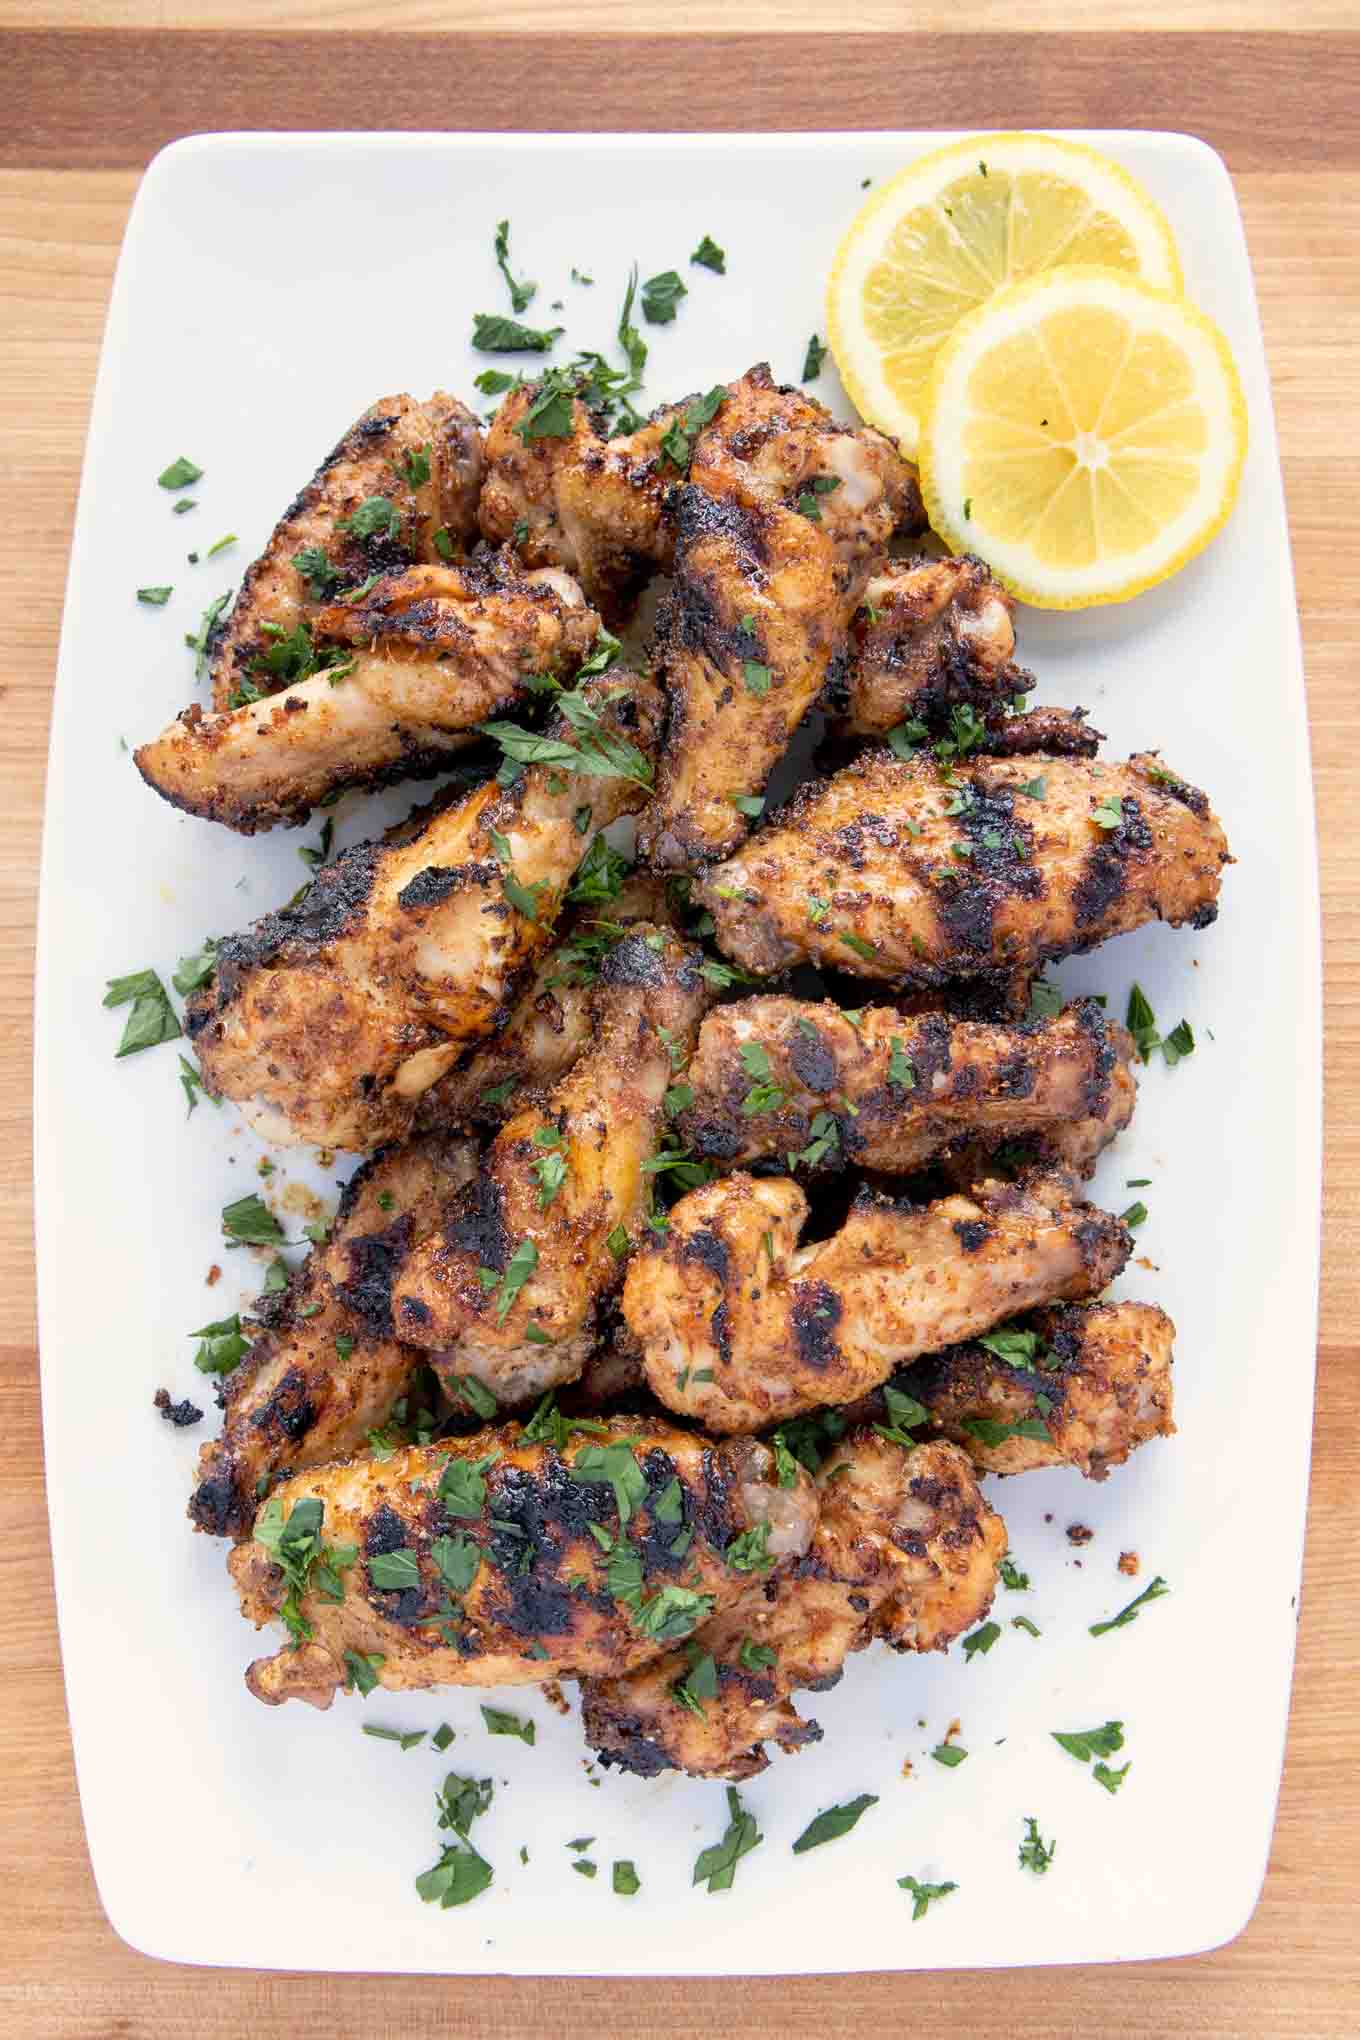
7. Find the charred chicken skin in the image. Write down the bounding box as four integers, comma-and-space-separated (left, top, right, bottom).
393, 926, 712, 1405
189, 1133, 476, 1540
625, 1169, 1132, 1432
208, 391, 484, 712
675, 995, 1135, 1180
900, 1299, 1176, 1480
638, 364, 925, 870
229, 1416, 818, 1708
698, 750, 1230, 988
185, 671, 663, 1152
138, 560, 600, 833
581, 1433, 1005, 1779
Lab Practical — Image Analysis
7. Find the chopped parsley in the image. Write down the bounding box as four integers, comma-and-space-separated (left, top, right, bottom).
1018, 1816, 1055, 1875
791, 1794, 878, 1854
739, 1637, 777, 1672
1091, 794, 1124, 830
1012, 1615, 1042, 1638
480, 683, 653, 787
220, 1193, 284, 1246
292, 545, 345, 600
691, 235, 726, 273
254, 1495, 356, 1646
658, 385, 726, 470
839, 931, 878, 962
999, 1554, 1031, 1592
416, 1771, 495, 1909
694, 1786, 763, 1893
570, 1441, 646, 1526
961, 1619, 1001, 1662
493, 219, 536, 315
103, 968, 181, 1057
184, 588, 232, 681
931, 1743, 967, 1768
1095, 1761, 1131, 1794
742, 659, 772, 696
898, 1874, 958, 1921
1089, 1575, 1169, 1637
673, 1644, 720, 1717
1028, 977, 1064, 1021
437, 1451, 500, 1519
961, 1413, 1050, 1448
887, 1037, 916, 1092
136, 585, 173, 606
788, 1109, 840, 1172
189, 1313, 249, 1375
724, 1522, 774, 1574
482, 1237, 538, 1325
802, 334, 827, 381
431, 1533, 481, 1596
173, 943, 218, 999
641, 269, 687, 324
612, 1859, 641, 1895
178, 1053, 214, 1115
481, 1705, 535, 1745
157, 456, 202, 490
471, 312, 564, 353
1121, 1200, 1148, 1228
368, 1548, 420, 1592
1052, 1721, 1125, 1765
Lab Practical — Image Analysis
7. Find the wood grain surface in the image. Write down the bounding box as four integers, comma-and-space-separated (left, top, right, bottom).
3, 21, 1358, 2038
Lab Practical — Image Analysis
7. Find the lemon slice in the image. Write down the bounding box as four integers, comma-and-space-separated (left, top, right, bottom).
827, 132, 1182, 459
918, 266, 1247, 609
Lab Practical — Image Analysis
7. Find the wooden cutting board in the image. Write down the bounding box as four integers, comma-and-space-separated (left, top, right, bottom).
2, 16, 1358, 2037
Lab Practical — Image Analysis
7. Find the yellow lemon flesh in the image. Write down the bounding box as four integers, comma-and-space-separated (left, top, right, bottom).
827, 132, 1182, 459
919, 266, 1247, 609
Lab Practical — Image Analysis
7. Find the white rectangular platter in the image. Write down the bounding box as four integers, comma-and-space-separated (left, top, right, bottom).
34, 130, 1320, 1974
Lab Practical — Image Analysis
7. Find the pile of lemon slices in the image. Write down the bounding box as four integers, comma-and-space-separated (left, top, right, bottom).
826, 133, 1247, 609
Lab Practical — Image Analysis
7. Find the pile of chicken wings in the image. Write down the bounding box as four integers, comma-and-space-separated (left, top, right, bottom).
148, 363, 1229, 1781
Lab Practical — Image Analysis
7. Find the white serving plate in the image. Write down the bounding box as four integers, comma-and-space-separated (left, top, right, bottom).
34, 130, 1319, 1975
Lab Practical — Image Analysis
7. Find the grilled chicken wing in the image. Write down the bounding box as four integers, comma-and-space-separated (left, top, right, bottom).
828, 554, 1026, 738
675, 995, 1135, 1179
478, 385, 681, 618
582, 1433, 1004, 1778
626, 1170, 1131, 1432
189, 1133, 477, 1539
138, 561, 601, 833
901, 1300, 1176, 1480
416, 874, 676, 1129
186, 672, 664, 1151
229, 1416, 819, 1708
208, 392, 484, 712
699, 750, 1230, 987
638, 365, 924, 870
393, 926, 712, 1404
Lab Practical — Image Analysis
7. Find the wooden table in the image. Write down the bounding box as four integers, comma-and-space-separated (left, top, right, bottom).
3, 13, 1357, 2035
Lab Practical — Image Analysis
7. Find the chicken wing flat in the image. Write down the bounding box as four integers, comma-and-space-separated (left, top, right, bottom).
189, 1133, 476, 1539
186, 671, 664, 1150
626, 1169, 1131, 1433
637, 366, 924, 871
901, 1300, 1176, 1480
416, 873, 675, 1129
581, 1434, 1004, 1779
827, 554, 1026, 739
138, 561, 601, 833
393, 926, 712, 1405
208, 391, 484, 712
229, 1416, 818, 1708
699, 749, 1230, 986
675, 995, 1135, 1179
478, 384, 681, 617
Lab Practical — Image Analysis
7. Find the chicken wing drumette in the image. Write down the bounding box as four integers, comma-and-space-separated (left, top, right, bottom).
208, 391, 484, 712
478, 383, 683, 618
898, 1300, 1176, 1480
138, 561, 601, 832
186, 671, 663, 1151
582, 1433, 1005, 1779
229, 1416, 818, 1708
638, 365, 925, 870
393, 926, 712, 1405
675, 995, 1135, 1180
415, 873, 675, 1129
625, 1170, 1132, 1432
699, 750, 1230, 987
189, 1132, 477, 1539
826, 554, 1027, 740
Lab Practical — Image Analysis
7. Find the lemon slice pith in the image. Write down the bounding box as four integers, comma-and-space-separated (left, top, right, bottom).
918, 266, 1247, 610
827, 132, 1183, 460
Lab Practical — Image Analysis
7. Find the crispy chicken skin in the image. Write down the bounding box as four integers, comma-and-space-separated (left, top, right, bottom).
676, 995, 1135, 1179
582, 1434, 1005, 1778
188, 1134, 477, 1540
186, 672, 664, 1151
478, 386, 681, 618
393, 927, 712, 1404
208, 392, 484, 711
699, 750, 1230, 987
137, 560, 601, 834
829, 554, 1026, 738
638, 366, 924, 871
626, 1170, 1131, 1432
901, 1300, 1176, 1480
416, 874, 676, 1130
229, 1416, 819, 1709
